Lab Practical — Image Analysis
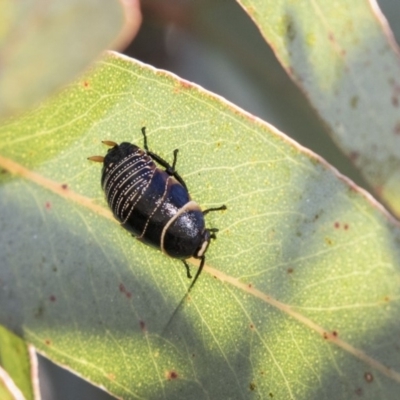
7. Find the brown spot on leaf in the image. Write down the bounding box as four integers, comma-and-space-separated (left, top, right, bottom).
394, 121, 400, 135
49, 295, 56, 302
166, 370, 178, 380
180, 81, 191, 89
119, 283, 132, 299
333, 221, 349, 231
35, 305, 44, 318
107, 373, 116, 381
249, 382, 256, 391
349, 151, 359, 161
364, 372, 373, 383
350, 96, 359, 108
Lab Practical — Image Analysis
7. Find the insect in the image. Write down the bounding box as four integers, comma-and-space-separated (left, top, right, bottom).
88, 127, 226, 295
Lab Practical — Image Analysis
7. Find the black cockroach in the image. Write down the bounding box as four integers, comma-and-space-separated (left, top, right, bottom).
88, 127, 226, 295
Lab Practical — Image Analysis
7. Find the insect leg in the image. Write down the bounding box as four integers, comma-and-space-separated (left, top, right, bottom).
140, 127, 188, 190
171, 149, 178, 171
208, 228, 219, 240
141, 126, 149, 151
188, 256, 205, 293
202, 204, 227, 215
182, 259, 192, 279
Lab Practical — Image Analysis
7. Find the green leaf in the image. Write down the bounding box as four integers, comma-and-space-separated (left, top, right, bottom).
0, 0, 134, 120
1, 52, 400, 399
237, 0, 400, 217
0, 326, 35, 400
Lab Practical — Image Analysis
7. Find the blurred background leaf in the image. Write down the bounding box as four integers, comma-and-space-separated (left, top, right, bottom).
0, 0, 141, 119
0, 326, 37, 400
236, 0, 400, 216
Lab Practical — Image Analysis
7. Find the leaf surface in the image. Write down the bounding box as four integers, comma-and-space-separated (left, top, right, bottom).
0, 326, 34, 400
0, 52, 400, 399
0, 373, 17, 400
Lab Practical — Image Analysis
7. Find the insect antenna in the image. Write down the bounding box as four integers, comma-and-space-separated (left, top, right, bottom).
182, 260, 192, 279
161, 256, 205, 335
161, 206, 226, 335
203, 204, 227, 215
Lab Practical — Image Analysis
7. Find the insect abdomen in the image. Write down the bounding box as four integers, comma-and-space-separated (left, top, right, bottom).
102, 148, 155, 233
